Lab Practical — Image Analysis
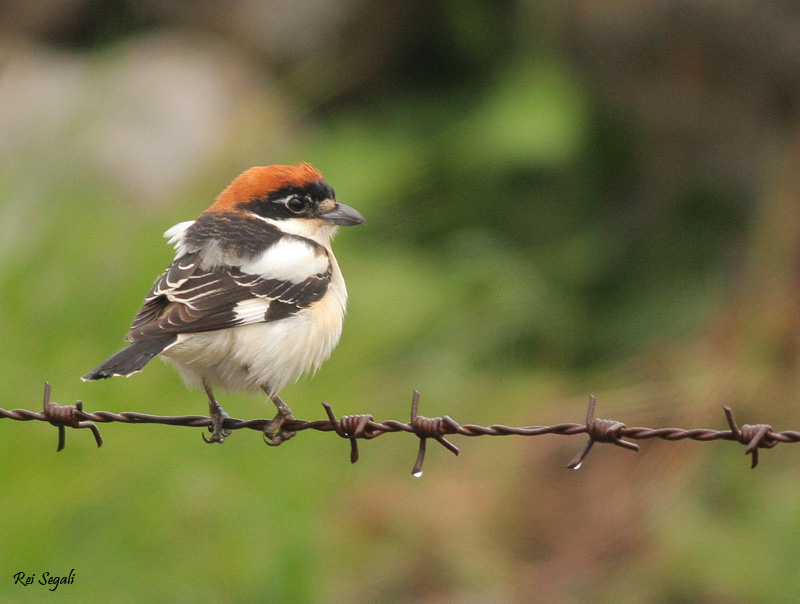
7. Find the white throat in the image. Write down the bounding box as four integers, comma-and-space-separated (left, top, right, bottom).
247, 213, 339, 248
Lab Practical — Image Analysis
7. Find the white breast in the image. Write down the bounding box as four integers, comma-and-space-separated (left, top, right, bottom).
239, 236, 329, 281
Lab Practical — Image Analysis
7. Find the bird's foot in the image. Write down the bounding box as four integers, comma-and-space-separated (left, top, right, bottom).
203, 402, 232, 444
262, 406, 296, 446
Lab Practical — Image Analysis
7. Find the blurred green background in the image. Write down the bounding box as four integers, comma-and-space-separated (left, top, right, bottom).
3, 1, 800, 602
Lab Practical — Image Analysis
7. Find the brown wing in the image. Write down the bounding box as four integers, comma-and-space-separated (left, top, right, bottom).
125, 252, 332, 341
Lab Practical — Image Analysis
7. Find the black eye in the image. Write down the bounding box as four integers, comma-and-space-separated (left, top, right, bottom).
286, 196, 307, 214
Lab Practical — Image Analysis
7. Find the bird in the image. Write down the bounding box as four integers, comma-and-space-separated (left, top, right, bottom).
82, 162, 365, 444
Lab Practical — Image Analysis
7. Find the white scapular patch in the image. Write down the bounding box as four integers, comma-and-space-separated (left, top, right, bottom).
239, 237, 329, 282
232, 298, 271, 324
164, 221, 196, 257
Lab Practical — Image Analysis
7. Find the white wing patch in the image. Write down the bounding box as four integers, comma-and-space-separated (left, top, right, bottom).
239, 236, 329, 282
233, 298, 271, 324
164, 220, 196, 258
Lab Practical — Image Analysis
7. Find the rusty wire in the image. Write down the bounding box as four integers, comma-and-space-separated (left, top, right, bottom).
2, 383, 799, 474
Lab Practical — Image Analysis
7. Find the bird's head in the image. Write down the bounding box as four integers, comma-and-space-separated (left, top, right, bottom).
209, 163, 365, 232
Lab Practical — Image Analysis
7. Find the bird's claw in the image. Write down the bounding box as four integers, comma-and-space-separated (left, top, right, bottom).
262, 408, 295, 446
203, 409, 232, 444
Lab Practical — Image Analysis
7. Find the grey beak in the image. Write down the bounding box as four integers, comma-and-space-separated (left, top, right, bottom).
319, 202, 366, 226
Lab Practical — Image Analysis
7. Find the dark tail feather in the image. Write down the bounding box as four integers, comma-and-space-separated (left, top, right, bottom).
82, 335, 177, 381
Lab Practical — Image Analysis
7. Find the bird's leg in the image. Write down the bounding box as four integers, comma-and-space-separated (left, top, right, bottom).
202, 381, 231, 444
261, 387, 296, 446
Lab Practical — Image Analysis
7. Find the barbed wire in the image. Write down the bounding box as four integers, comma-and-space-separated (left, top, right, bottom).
2, 383, 799, 475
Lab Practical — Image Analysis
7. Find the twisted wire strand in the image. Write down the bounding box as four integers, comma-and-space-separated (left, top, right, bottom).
1, 383, 796, 474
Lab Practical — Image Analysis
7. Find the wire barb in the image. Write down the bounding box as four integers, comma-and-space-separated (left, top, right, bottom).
408, 390, 459, 477
322, 402, 377, 463
567, 395, 639, 470
41, 382, 103, 452
722, 405, 778, 469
